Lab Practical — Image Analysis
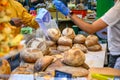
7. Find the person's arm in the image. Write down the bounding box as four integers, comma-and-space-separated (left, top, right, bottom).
70, 14, 108, 34
10, 18, 23, 27
10, 0, 39, 29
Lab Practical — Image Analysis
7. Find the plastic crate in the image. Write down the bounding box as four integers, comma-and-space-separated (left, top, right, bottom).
72, 10, 87, 18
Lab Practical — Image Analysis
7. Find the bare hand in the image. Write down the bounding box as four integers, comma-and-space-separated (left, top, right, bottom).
11, 18, 23, 27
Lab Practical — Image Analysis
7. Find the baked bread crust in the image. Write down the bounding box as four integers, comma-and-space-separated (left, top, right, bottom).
62, 28, 76, 39
57, 45, 71, 52
63, 48, 85, 67
26, 38, 49, 55
57, 36, 72, 47
20, 48, 43, 63
34, 56, 54, 72
47, 28, 61, 41
72, 44, 87, 53
74, 34, 86, 44
87, 44, 102, 51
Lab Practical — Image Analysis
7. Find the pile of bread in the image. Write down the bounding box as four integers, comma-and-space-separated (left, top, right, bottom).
46, 27, 102, 53
17, 27, 102, 77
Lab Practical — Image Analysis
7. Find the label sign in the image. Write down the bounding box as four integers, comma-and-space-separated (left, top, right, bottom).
54, 70, 72, 80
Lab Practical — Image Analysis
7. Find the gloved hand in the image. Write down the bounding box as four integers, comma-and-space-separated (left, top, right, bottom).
52, 0, 70, 16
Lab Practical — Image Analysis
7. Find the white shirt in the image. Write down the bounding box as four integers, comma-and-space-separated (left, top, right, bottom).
101, 0, 120, 55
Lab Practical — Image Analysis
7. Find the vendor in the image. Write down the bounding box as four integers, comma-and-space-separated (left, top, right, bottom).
3, 0, 39, 35
53, 0, 120, 69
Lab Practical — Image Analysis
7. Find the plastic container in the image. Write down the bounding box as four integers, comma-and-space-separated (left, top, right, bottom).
72, 10, 87, 18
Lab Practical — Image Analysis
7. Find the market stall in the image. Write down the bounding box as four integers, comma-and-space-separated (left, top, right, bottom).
1, 0, 120, 80
2, 27, 119, 80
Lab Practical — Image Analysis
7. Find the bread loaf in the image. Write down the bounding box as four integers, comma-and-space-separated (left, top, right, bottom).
74, 34, 86, 44
0, 59, 11, 74
27, 38, 49, 55
20, 48, 43, 63
34, 56, 54, 72
85, 35, 99, 47
47, 28, 61, 41
57, 36, 72, 47
63, 48, 85, 67
49, 45, 57, 51
62, 28, 76, 39
57, 45, 71, 52
87, 44, 102, 51
86, 35, 98, 42
46, 40, 56, 47
85, 39, 98, 47
26, 38, 42, 48
72, 44, 87, 53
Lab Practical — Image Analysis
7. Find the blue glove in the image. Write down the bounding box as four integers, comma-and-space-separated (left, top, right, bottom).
52, 0, 70, 16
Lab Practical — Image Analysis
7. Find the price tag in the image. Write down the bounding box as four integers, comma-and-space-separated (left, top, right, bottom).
54, 70, 72, 80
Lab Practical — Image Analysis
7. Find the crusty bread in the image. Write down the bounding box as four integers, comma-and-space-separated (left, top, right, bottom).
87, 44, 102, 51
47, 28, 61, 41
62, 28, 76, 39
85, 35, 99, 47
11, 64, 34, 74
46, 59, 89, 77
57, 66, 89, 77
46, 40, 56, 47
34, 56, 54, 72
86, 35, 98, 42
26, 38, 49, 55
63, 48, 85, 67
49, 45, 57, 51
0, 59, 11, 74
72, 44, 87, 53
26, 38, 43, 48
57, 45, 71, 52
85, 39, 98, 47
57, 36, 72, 47
74, 34, 86, 44
20, 48, 43, 63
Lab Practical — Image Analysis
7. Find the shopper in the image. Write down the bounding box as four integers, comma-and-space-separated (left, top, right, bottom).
5, 0, 39, 34
53, 0, 120, 69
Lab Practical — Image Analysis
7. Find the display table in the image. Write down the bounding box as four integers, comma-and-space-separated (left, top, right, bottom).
8, 44, 107, 80
85, 43, 107, 67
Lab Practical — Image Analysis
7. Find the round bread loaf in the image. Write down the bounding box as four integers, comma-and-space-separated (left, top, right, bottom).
26, 38, 40, 48
86, 35, 98, 42
72, 44, 87, 53
49, 45, 57, 51
87, 44, 102, 51
46, 40, 56, 47
74, 34, 86, 44
26, 38, 49, 55
63, 48, 85, 67
85, 39, 98, 47
57, 45, 71, 52
85, 35, 99, 47
20, 48, 43, 63
0, 59, 11, 74
57, 36, 72, 47
47, 28, 61, 41
34, 56, 54, 72
62, 28, 76, 39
